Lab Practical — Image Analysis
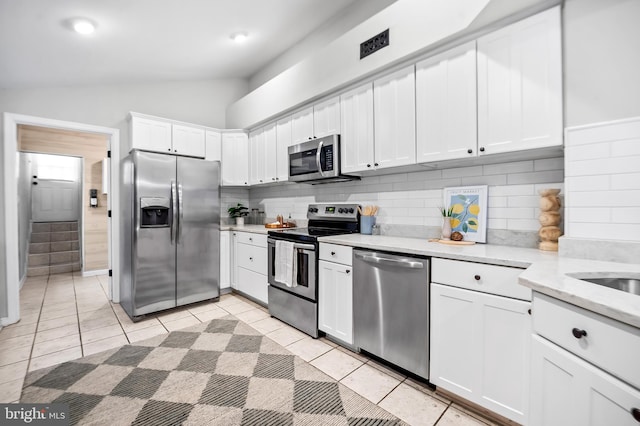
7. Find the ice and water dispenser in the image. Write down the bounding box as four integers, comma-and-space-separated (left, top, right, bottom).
140, 197, 170, 227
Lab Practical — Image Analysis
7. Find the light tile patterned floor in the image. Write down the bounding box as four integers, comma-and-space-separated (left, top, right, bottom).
0, 272, 498, 426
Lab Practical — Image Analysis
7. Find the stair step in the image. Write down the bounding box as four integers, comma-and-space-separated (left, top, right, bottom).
28, 251, 80, 267
27, 262, 81, 277
29, 241, 80, 255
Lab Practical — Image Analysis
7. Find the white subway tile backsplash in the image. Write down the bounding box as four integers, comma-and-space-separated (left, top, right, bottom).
568, 120, 640, 146
611, 173, 640, 190
570, 223, 639, 241
488, 207, 535, 219
506, 219, 540, 231
440, 165, 483, 179
568, 207, 611, 223
565, 175, 610, 192
611, 208, 640, 224
534, 157, 565, 171
488, 218, 508, 229
611, 138, 640, 157
569, 190, 640, 208
507, 170, 564, 185
460, 175, 507, 186
488, 196, 507, 208
565, 143, 610, 161
507, 195, 539, 208
567, 157, 640, 177
489, 185, 535, 196
483, 161, 533, 175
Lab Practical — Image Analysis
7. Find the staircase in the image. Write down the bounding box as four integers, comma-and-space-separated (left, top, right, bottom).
27, 221, 81, 276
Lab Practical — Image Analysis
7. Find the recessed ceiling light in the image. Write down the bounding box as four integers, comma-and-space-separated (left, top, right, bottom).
72, 18, 96, 35
230, 32, 248, 43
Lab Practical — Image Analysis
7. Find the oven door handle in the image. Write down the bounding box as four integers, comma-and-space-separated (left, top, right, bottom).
293, 243, 315, 251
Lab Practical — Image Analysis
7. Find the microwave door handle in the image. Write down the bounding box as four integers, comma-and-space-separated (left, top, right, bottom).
315, 140, 329, 177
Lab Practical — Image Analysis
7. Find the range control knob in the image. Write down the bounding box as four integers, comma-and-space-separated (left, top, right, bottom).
348, 208, 354, 214
338, 208, 345, 213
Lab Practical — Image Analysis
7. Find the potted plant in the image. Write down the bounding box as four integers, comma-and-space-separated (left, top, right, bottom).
439, 206, 454, 239
228, 203, 249, 226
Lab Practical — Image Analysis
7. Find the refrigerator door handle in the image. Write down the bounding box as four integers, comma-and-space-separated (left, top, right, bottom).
177, 182, 184, 244
171, 180, 177, 244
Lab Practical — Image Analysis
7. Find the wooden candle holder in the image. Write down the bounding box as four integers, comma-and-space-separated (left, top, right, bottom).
538, 188, 562, 251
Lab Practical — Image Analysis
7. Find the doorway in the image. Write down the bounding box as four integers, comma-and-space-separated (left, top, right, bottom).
2, 113, 120, 327
18, 152, 83, 279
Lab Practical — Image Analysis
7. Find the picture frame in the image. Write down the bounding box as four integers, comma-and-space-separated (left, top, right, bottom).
443, 185, 488, 243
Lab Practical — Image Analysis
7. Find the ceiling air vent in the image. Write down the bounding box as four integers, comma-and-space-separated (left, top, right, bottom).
360, 29, 389, 59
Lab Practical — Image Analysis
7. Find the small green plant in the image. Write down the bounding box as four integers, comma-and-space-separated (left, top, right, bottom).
227, 203, 249, 218
438, 206, 454, 217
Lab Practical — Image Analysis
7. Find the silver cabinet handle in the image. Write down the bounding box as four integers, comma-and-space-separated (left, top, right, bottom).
294, 243, 315, 251
354, 252, 424, 269
316, 140, 329, 177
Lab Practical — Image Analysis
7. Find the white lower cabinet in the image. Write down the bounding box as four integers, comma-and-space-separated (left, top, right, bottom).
530, 335, 640, 426
219, 231, 231, 290
529, 293, 640, 426
430, 259, 530, 425
232, 232, 268, 304
318, 244, 353, 344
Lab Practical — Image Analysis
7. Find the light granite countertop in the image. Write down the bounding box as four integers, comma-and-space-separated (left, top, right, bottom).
318, 234, 640, 329
220, 224, 271, 234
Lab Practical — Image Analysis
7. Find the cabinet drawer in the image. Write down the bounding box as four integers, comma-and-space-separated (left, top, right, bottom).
235, 232, 267, 247
236, 243, 267, 275
431, 258, 530, 301
237, 267, 268, 304
533, 293, 640, 389
319, 243, 352, 265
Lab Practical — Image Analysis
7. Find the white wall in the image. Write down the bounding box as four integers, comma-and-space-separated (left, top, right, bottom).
17, 153, 33, 282
564, 0, 640, 127
248, 0, 397, 91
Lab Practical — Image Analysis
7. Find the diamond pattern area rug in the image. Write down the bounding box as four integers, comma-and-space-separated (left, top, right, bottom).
21, 316, 405, 425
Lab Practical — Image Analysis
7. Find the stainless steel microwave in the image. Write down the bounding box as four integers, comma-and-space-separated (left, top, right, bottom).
288, 135, 359, 184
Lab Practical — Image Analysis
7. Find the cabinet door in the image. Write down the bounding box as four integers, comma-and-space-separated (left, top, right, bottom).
477, 6, 562, 155
276, 117, 292, 182
248, 129, 265, 185
205, 130, 222, 162
431, 283, 531, 425
291, 107, 314, 144
131, 117, 172, 153
172, 124, 205, 157
374, 65, 417, 169
416, 42, 477, 162
220, 231, 230, 290
318, 260, 353, 344
530, 335, 640, 426
340, 83, 375, 173
263, 123, 278, 183
313, 96, 341, 138
221, 132, 249, 186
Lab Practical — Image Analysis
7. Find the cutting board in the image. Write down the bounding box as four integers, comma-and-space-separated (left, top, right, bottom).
429, 239, 476, 246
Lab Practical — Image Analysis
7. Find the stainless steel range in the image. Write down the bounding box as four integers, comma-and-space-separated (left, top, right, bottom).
267, 203, 360, 337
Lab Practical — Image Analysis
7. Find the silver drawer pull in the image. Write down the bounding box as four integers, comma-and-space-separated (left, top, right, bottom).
354, 253, 423, 269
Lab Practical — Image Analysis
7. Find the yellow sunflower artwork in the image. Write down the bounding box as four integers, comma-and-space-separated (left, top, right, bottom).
448, 194, 480, 234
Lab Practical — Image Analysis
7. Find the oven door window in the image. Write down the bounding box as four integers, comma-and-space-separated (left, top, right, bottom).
289, 148, 318, 177
296, 249, 309, 287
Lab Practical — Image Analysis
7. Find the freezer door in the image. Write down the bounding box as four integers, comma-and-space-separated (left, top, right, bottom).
176, 157, 220, 305
132, 151, 177, 315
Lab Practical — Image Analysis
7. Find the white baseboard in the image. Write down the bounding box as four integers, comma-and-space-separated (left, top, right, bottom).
82, 269, 109, 277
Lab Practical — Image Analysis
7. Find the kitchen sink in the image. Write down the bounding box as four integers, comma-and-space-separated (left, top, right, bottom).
567, 273, 640, 296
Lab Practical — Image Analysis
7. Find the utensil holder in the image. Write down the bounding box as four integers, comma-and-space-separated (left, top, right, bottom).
360, 216, 376, 235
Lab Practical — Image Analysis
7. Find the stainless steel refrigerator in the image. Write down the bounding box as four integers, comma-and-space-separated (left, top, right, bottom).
120, 150, 220, 320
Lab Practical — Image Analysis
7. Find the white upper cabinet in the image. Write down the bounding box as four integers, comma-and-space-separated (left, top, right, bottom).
172, 124, 205, 157
416, 41, 477, 162
291, 97, 341, 144
477, 6, 562, 155
130, 114, 206, 158
374, 65, 417, 169
276, 117, 292, 182
130, 116, 172, 153
204, 130, 221, 162
313, 96, 341, 139
221, 132, 249, 186
248, 129, 265, 185
291, 107, 314, 144
340, 83, 375, 174
263, 123, 278, 183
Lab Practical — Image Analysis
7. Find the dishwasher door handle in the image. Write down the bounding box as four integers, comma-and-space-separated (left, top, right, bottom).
354, 253, 424, 269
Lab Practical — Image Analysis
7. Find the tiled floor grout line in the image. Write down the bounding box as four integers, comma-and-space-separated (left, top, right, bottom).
24, 276, 50, 373
71, 275, 84, 358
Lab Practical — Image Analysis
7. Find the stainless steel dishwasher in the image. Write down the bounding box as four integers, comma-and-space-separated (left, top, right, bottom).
353, 249, 430, 379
